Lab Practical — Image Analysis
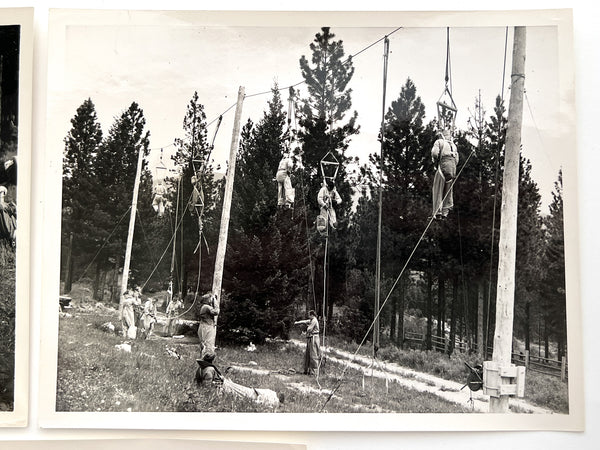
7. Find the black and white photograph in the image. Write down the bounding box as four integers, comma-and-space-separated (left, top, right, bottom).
40, 9, 582, 431
0, 7, 32, 427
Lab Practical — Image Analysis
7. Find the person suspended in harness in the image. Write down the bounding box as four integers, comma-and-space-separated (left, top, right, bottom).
275, 150, 295, 209
294, 310, 322, 376
317, 179, 342, 236
152, 181, 167, 217
190, 174, 204, 215
198, 292, 219, 360
431, 128, 459, 219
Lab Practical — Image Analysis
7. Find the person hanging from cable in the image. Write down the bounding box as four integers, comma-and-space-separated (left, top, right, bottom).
190, 173, 204, 216
152, 180, 167, 217
198, 292, 219, 359
275, 144, 295, 210
316, 178, 342, 236
431, 127, 459, 220
294, 310, 321, 376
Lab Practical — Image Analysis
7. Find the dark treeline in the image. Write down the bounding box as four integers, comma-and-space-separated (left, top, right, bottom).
60, 27, 567, 361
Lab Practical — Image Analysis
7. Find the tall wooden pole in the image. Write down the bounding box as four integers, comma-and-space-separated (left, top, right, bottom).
490, 26, 526, 413
211, 86, 245, 311
119, 145, 144, 316
374, 36, 390, 354
64, 232, 74, 293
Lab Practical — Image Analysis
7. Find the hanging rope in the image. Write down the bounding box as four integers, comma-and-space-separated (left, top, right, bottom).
73, 206, 132, 285
319, 146, 478, 411
289, 87, 318, 313
140, 187, 195, 291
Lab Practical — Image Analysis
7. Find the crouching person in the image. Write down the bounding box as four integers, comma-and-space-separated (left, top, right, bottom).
195, 353, 283, 408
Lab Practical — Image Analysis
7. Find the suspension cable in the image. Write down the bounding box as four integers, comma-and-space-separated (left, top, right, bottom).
73, 206, 132, 285
320, 146, 477, 411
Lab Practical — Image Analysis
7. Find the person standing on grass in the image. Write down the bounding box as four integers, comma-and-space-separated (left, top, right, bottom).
294, 310, 321, 375
140, 297, 157, 338
198, 292, 219, 359
121, 289, 141, 339
165, 293, 184, 337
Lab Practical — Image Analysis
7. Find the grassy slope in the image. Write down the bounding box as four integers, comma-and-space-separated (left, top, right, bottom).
56, 310, 470, 413
0, 245, 15, 410
328, 334, 569, 414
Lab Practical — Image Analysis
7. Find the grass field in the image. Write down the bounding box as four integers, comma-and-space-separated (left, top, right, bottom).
0, 245, 15, 411
55, 300, 569, 414
57, 307, 473, 413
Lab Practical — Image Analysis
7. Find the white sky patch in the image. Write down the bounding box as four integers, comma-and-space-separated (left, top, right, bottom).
49, 23, 563, 211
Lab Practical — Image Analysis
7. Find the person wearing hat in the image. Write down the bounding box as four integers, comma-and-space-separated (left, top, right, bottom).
294, 310, 321, 376
317, 179, 342, 235
431, 128, 459, 219
198, 292, 219, 359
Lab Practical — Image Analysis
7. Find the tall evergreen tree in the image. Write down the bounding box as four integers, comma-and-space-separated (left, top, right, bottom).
297, 27, 359, 323
220, 87, 310, 344
540, 170, 567, 360
169, 92, 222, 297
92, 102, 152, 294
61, 98, 103, 283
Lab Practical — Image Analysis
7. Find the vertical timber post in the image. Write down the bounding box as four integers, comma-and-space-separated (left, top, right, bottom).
119, 145, 144, 318
211, 86, 245, 315
64, 232, 74, 293
374, 36, 390, 355
489, 26, 526, 413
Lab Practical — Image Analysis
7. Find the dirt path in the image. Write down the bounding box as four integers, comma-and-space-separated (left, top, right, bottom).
290, 339, 553, 414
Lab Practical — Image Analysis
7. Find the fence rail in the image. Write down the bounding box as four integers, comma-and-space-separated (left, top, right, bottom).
401, 331, 568, 381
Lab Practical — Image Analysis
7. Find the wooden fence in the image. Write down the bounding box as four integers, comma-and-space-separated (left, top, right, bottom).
403, 331, 567, 381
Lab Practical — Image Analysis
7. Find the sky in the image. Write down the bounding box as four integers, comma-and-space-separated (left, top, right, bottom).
47, 13, 566, 212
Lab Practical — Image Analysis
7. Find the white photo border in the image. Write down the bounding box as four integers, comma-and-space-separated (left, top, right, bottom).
39, 8, 582, 432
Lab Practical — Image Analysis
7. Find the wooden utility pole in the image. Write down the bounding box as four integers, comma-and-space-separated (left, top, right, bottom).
119, 145, 144, 315
489, 26, 526, 413
64, 232, 74, 293
374, 36, 390, 354
211, 86, 245, 312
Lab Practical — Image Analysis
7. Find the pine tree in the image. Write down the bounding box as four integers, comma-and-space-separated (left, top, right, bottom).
540, 170, 567, 360
297, 27, 359, 324
514, 156, 543, 350
221, 87, 310, 344
61, 98, 103, 286
169, 92, 221, 297
92, 102, 152, 296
